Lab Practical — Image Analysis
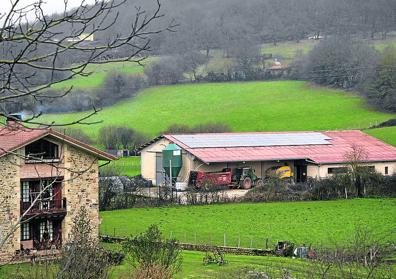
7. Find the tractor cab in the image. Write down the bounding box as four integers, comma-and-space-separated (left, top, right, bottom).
232, 167, 261, 189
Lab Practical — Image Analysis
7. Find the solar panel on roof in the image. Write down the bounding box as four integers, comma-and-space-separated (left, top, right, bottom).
172, 133, 332, 148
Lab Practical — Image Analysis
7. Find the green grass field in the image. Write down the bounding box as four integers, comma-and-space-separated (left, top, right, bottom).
51, 59, 152, 89
100, 199, 396, 249
41, 81, 396, 141
366, 126, 396, 146
2, 249, 393, 279
261, 37, 396, 62
100, 156, 140, 177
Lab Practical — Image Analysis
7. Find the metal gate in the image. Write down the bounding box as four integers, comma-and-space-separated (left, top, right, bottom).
155, 153, 165, 186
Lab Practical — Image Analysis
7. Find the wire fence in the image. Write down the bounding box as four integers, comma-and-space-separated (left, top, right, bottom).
100, 227, 279, 250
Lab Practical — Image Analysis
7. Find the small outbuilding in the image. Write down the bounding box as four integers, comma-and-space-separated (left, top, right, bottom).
139, 131, 396, 186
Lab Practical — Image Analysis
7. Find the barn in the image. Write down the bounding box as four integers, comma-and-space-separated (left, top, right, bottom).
139, 131, 396, 186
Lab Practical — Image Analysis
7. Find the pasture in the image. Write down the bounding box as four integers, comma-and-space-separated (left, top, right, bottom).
41, 81, 396, 142
101, 156, 140, 177
2, 249, 393, 279
100, 199, 396, 249
50, 59, 152, 89
366, 126, 396, 147
42, 81, 395, 137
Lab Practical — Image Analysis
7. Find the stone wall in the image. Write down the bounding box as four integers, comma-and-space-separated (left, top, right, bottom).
0, 154, 20, 264
62, 145, 99, 242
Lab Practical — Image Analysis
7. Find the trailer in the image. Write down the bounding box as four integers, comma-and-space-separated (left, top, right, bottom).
189, 167, 262, 189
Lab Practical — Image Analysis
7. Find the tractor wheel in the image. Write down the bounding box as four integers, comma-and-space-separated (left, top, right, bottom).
241, 177, 252, 189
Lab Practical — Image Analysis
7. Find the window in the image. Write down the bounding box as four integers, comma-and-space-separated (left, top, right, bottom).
21, 223, 30, 241
40, 220, 53, 241
21, 182, 30, 202
385, 166, 389, 175
25, 139, 59, 160
328, 167, 348, 174
358, 166, 375, 173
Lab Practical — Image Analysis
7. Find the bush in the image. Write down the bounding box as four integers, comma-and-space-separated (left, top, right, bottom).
243, 172, 390, 203
365, 47, 396, 112
54, 128, 94, 145
105, 250, 125, 266
57, 207, 111, 279
302, 37, 378, 89
122, 225, 182, 277
98, 126, 149, 150
96, 73, 147, 107
145, 57, 185, 85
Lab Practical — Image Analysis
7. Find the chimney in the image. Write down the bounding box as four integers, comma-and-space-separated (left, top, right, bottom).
5, 113, 23, 128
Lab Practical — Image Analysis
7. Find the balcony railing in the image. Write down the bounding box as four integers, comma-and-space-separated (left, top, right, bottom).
21, 198, 66, 216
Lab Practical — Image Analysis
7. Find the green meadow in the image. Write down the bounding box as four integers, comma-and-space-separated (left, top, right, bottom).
100, 199, 396, 249
51, 59, 153, 90
41, 81, 396, 143
366, 126, 396, 146
2, 249, 393, 279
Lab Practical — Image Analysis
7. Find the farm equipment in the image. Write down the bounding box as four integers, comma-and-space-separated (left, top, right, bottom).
275, 241, 295, 257
265, 166, 293, 180
189, 167, 262, 189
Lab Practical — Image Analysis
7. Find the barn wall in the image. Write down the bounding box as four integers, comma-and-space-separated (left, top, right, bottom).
140, 139, 195, 185
317, 162, 396, 178
307, 164, 320, 178
140, 138, 170, 184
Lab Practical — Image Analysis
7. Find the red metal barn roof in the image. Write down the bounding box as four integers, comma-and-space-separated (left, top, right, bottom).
163, 131, 396, 164
0, 124, 116, 160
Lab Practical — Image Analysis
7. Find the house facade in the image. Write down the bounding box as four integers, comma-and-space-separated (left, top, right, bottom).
140, 131, 396, 186
0, 120, 116, 263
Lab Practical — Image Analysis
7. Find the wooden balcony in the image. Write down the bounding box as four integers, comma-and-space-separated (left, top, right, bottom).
21, 198, 67, 217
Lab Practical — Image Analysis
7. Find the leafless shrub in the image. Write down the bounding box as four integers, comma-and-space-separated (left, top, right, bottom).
57, 207, 111, 279
122, 224, 182, 277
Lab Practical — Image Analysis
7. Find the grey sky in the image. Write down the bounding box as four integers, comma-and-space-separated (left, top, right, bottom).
0, 0, 96, 18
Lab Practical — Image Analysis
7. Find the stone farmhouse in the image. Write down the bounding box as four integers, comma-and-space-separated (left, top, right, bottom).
0, 119, 116, 263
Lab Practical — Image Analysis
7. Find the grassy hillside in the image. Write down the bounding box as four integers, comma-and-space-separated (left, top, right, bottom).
366, 126, 396, 146
49, 38, 396, 90
41, 81, 396, 140
100, 199, 396, 249
51, 59, 152, 89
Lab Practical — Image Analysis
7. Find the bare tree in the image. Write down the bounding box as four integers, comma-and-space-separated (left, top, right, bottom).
0, 0, 173, 126
344, 144, 369, 197
0, 0, 171, 258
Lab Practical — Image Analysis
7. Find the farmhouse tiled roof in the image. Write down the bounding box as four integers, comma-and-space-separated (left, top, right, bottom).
0, 124, 116, 160
162, 131, 396, 164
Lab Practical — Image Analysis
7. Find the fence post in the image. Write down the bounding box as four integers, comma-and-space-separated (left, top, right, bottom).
265, 238, 269, 249
194, 232, 197, 245
238, 236, 240, 248
113, 228, 116, 237
224, 233, 226, 247
250, 238, 253, 248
